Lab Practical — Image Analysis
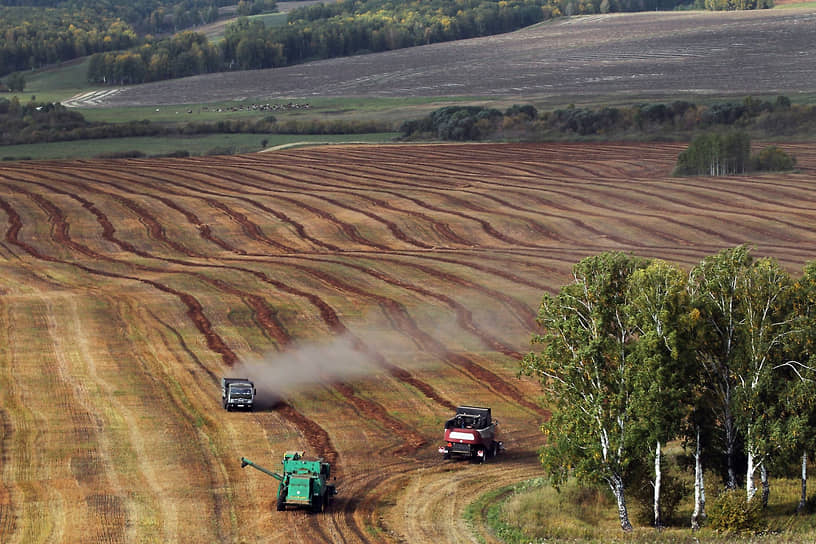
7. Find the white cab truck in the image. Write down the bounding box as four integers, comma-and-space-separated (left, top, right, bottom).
221, 378, 256, 411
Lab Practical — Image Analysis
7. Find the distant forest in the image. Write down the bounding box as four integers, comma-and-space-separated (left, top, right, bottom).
1, 0, 774, 82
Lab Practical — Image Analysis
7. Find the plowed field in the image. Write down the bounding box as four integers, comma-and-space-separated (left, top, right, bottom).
79, 9, 816, 108
2, 141, 816, 543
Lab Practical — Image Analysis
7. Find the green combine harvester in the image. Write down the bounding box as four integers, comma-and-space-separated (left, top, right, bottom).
241, 451, 337, 512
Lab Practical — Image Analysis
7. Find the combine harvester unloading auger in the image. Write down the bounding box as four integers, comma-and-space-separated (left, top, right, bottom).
241, 451, 337, 512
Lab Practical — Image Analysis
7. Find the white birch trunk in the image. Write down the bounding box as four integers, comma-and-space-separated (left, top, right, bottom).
761, 464, 769, 508
610, 474, 633, 532
798, 452, 807, 514
746, 450, 757, 501
654, 440, 662, 528
691, 427, 706, 530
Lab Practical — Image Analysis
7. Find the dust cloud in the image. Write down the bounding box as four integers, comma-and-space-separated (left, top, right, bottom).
233, 333, 388, 409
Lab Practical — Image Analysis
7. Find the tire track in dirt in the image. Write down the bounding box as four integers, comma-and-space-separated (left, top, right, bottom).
1, 170, 460, 419
0, 190, 345, 541
505, 166, 802, 245
5, 170, 540, 424
29, 165, 338, 253
619, 176, 816, 241
238, 160, 565, 248
1, 176, 432, 483
126, 159, 547, 250
257, 145, 746, 248
383, 163, 704, 247
210, 164, 465, 248
119, 165, 389, 251
282, 257, 544, 415
204, 199, 297, 253
302, 254, 534, 354
394, 249, 552, 292
44, 298, 129, 544
233, 155, 649, 248
4, 184, 339, 451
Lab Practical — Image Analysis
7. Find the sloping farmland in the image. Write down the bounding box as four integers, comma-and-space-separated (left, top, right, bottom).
1, 141, 816, 543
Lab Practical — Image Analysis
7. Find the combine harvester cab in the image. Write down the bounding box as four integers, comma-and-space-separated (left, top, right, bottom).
439, 406, 502, 463
241, 451, 337, 513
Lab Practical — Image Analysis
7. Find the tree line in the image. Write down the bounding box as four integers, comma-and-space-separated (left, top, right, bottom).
0, 0, 239, 76
87, 0, 553, 82
2, 0, 774, 83
84, 0, 774, 84
399, 96, 816, 142
521, 247, 816, 532
1, 95, 811, 150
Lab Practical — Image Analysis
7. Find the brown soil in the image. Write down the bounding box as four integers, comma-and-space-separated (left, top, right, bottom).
1, 141, 816, 542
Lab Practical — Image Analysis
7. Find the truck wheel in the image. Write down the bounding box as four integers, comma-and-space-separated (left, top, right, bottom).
276, 496, 285, 511
312, 495, 326, 513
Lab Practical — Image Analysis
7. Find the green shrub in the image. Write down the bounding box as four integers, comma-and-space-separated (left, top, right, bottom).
751, 145, 796, 172
707, 489, 765, 534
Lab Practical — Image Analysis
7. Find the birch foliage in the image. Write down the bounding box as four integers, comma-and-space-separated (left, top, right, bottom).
522, 252, 647, 531
687, 246, 752, 490
625, 260, 697, 527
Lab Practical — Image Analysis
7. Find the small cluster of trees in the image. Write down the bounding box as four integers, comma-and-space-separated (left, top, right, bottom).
399, 97, 816, 142
521, 247, 816, 532
673, 131, 796, 176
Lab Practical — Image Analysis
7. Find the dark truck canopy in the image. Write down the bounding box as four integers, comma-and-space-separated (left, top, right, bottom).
445, 406, 491, 430
222, 377, 252, 387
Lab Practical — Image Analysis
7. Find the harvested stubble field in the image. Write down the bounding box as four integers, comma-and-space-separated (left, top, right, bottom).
78, 8, 816, 109
2, 141, 816, 543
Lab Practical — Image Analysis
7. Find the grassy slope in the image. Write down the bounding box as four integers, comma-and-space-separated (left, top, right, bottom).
0, 132, 399, 161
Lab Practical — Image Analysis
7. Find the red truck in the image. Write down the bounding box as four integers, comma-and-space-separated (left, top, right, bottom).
438, 406, 502, 463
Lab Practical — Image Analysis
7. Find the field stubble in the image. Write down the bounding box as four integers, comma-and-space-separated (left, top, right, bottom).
1, 142, 816, 542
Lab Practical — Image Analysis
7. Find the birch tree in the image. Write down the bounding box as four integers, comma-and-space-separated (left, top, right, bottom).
734, 256, 797, 502
626, 259, 697, 528
783, 262, 816, 513
687, 246, 751, 491
521, 252, 648, 532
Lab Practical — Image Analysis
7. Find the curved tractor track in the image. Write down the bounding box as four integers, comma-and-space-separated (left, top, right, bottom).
1, 142, 816, 543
